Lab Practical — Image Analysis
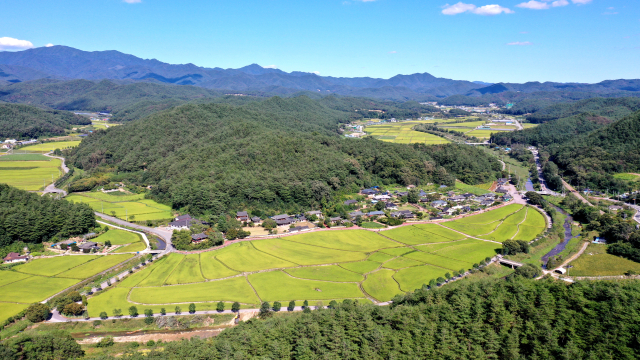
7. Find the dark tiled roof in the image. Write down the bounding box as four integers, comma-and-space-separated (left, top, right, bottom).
175, 214, 192, 221
237, 211, 248, 217
191, 233, 208, 241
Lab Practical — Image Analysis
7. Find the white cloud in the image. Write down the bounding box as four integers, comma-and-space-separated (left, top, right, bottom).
473, 4, 513, 15
388, 50, 397, 54
571, 0, 592, 4
442, 2, 513, 15
123, 0, 142, 3
263, 65, 277, 69
0, 37, 34, 51
517, 1, 549, 10
520, 31, 529, 34
551, 0, 569, 7
507, 41, 533, 45
312, 71, 320, 75
45, 43, 54, 47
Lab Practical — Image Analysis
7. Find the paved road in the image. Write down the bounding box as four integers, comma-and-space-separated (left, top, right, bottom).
94, 212, 173, 251
561, 179, 594, 207
529, 148, 561, 197
41, 152, 69, 196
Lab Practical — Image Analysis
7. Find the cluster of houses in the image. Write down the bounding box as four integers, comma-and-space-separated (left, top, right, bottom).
169, 214, 211, 243
2, 139, 37, 149
51, 233, 101, 253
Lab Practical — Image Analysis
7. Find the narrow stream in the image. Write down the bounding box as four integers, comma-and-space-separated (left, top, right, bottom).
540, 205, 578, 267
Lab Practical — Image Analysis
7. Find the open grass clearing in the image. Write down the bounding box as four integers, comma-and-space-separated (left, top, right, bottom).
249, 271, 363, 302
56, 254, 134, 279
284, 230, 400, 252
284, 265, 363, 282
455, 180, 494, 196
130, 276, 259, 304
93, 229, 141, 245
361, 270, 401, 302
570, 244, 640, 276
394, 265, 449, 292
215, 242, 297, 272
338, 261, 381, 274
0, 276, 80, 303
0, 158, 62, 191
200, 254, 240, 280
252, 238, 367, 266
164, 254, 205, 285
13, 255, 99, 276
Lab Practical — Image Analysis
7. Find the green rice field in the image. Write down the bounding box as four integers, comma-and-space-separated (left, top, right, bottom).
0, 254, 135, 320
364, 120, 450, 145
19, 140, 82, 153
65, 192, 173, 221
0, 157, 63, 191
0, 154, 51, 161
86, 206, 531, 311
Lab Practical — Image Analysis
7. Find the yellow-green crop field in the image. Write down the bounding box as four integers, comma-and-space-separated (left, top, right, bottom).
65, 192, 173, 221
19, 140, 82, 153
0, 158, 63, 191
86, 207, 537, 315
0, 254, 134, 320
364, 120, 450, 145
570, 244, 640, 276
522, 123, 538, 129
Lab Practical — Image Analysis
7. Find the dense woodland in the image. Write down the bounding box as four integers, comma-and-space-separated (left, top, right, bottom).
66, 97, 500, 216
45, 278, 640, 360
0, 184, 96, 251
0, 102, 89, 139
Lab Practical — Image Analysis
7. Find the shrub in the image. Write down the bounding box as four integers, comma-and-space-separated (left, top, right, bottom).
99, 312, 108, 320
25, 303, 50, 323
231, 302, 240, 313
216, 302, 224, 312
288, 301, 295, 312
96, 337, 114, 348
146, 340, 155, 347
189, 303, 196, 314
160, 308, 166, 315
129, 306, 138, 317
272, 301, 281, 312
63, 303, 84, 316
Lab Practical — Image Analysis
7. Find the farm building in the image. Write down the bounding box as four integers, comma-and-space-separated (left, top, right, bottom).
361, 189, 377, 196
191, 233, 208, 243
236, 211, 249, 221
344, 200, 358, 206
78, 242, 100, 253
289, 226, 310, 233
251, 216, 262, 224
367, 211, 385, 217
431, 200, 447, 208
391, 210, 415, 219
3, 252, 28, 264
306, 211, 323, 219
385, 202, 398, 210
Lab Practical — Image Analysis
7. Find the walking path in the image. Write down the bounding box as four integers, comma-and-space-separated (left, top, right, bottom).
561, 179, 594, 206
96, 220, 151, 253
41, 152, 69, 196
94, 213, 173, 251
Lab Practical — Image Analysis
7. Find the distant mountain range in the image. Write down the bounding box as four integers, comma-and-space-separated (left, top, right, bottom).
1, 46, 639, 100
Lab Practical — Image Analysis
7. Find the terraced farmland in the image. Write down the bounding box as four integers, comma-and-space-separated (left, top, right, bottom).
0, 157, 63, 191
85, 205, 542, 315
364, 120, 450, 145
0, 254, 135, 320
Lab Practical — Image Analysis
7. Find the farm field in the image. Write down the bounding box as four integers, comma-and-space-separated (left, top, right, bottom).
570, 244, 640, 276
19, 140, 82, 153
364, 120, 450, 145
613, 173, 640, 181
83, 206, 534, 310
93, 228, 141, 245
0, 154, 51, 161
0, 253, 138, 320
359, 222, 386, 229
455, 180, 495, 195
522, 123, 539, 129
65, 192, 173, 221
0, 158, 63, 191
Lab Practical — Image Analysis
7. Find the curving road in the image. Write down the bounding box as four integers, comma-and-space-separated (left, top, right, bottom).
94, 212, 173, 252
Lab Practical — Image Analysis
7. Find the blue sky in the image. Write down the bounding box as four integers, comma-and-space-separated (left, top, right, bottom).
1, 0, 638, 83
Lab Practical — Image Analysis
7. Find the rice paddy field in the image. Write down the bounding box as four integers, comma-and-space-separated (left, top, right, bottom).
0, 254, 135, 320
0, 157, 63, 191
18, 140, 82, 153
65, 192, 174, 221
86, 207, 532, 314
570, 244, 640, 276
364, 120, 450, 145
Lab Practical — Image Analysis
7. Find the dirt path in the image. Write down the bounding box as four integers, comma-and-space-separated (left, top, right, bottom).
559, 241, 589, 269
561, 179, 594, 206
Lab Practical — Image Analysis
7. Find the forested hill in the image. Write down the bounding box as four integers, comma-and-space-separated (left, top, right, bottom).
67, 97, 500, 215
0, 184, 95, 249
553, 110, 640, 176
0, 102, 89, 139
525, 97, 640, 123
91, 278, 640, 359
490, 98, 640, 148
491, 113, 612, 147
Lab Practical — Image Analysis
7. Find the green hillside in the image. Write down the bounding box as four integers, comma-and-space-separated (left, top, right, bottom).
67, 97, 500, 215
0, 102, 89, 139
